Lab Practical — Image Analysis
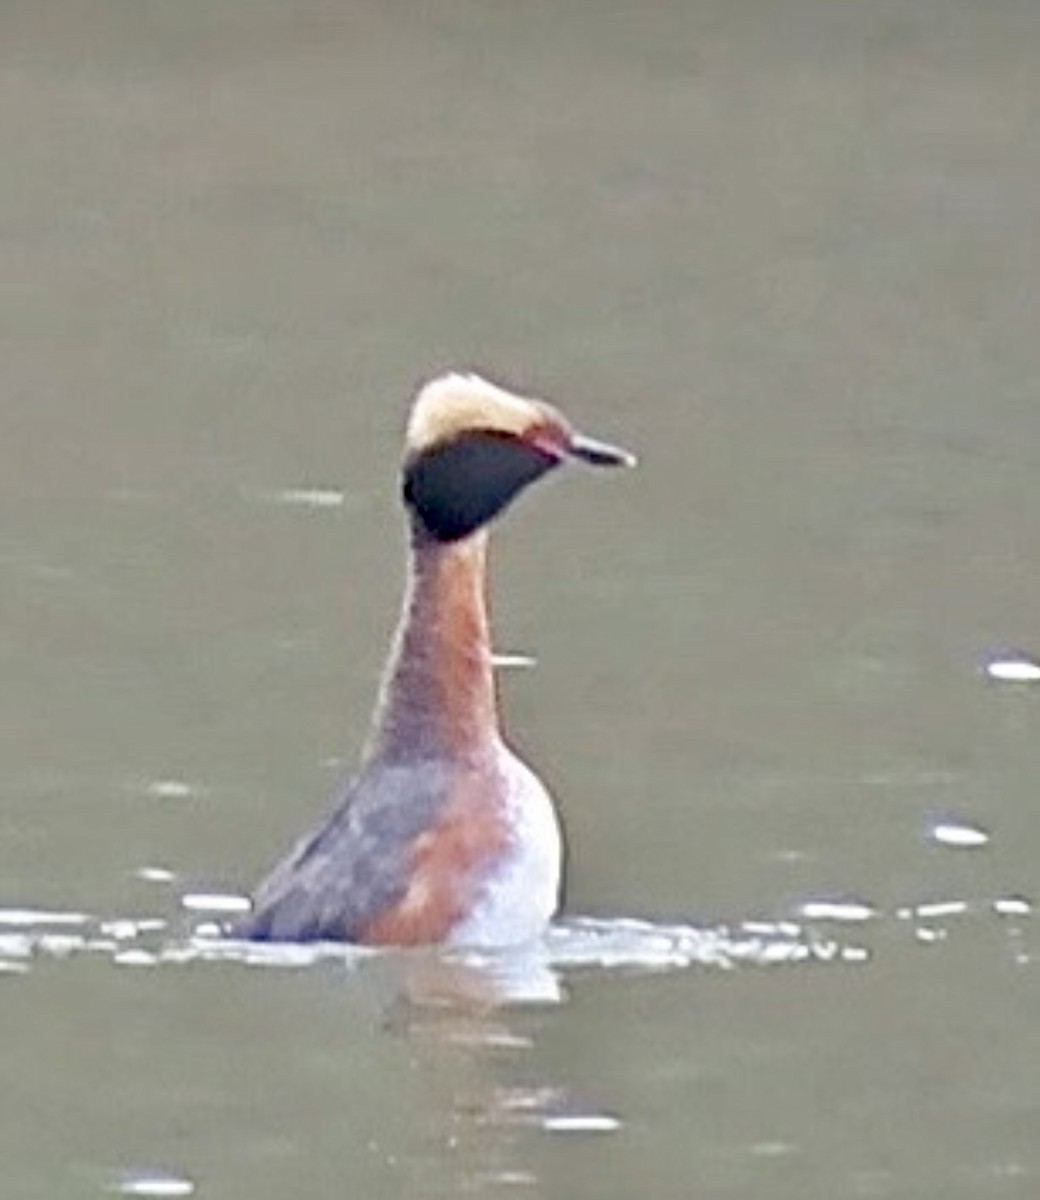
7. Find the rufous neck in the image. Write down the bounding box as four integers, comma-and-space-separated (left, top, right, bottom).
365, 527, 499, 762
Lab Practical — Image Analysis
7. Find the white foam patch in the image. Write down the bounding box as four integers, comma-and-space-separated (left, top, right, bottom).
114, 949, 160, 968
544, 916, 851, 970
914, 927, 946, 944
750, 1141, 798, 1157
101, 918, 167, 940
161, 937, 373, 970
0, 908, 91, 928
985, 656, 1040, 683
542, 1114, 622, 1134
157, 914, 854, 979
144, 780, 196, 801
180, 892, 252, 915
491, 652, 538, 669
912, 900, 968, 919
117, 1172, 195, 1197
799, 900, 876, 923
265, 487, 347, 509
15, 901, 1028, 983
136, 866, 177, 884
930, 821, 989, 849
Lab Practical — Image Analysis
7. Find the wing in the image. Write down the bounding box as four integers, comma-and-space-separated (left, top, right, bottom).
233, 761, 450, 943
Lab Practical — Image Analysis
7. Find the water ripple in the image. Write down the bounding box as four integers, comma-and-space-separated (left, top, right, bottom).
0, 897, 1031, 998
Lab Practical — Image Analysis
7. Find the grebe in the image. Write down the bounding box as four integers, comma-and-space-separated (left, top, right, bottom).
235, 372, 634, 946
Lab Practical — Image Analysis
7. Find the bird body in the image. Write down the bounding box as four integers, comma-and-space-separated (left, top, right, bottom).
234, 373, 633, 947
234, 741, 560, 946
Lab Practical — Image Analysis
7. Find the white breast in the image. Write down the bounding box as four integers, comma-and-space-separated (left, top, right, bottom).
448, 745, 563, 948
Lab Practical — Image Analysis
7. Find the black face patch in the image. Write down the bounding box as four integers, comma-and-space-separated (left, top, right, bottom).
403, 431, 559, 541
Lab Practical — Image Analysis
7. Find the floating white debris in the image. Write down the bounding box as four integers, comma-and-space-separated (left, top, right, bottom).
914, 927, 946, 944
180, 892, 251, 915
930, 821, 989, 849
542, 1114, 621, 1134
472, 1170, 538, 1188
444, 1028, 535, 1050
117, 1171, 195, 1197
99, 918, 166, 940
113, 949, 159, 968
914, 900, 969, 919
840, 946, 870, 963
750, 1141, 798, 1158
985, 656, 1040, 683
136, 866, 177, 884
546, 916, 844, 971
189, 921, 225, 940
799, 900, 876, 923
262, 487, 347, 509
102, 919, 147, 941
38, 934, 90, 958
994, 897, 1032, 917
0, 908, 91, 928
491, 652, 537, 670
161, 936, 370, 970
741, 920, 784, 935
774, 920, 804, 937
144, 780, 195, 801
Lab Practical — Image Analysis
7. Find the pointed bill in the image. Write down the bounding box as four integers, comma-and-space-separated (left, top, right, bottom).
566, 432, 637, 468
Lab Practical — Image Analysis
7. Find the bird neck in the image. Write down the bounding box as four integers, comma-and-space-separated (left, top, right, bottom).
365, 526, 500, 762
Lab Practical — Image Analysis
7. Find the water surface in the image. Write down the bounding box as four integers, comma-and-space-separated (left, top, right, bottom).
4, 1, 1040, 1196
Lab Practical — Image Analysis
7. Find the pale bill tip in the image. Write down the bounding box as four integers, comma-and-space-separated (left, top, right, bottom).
567, 431, 637, 468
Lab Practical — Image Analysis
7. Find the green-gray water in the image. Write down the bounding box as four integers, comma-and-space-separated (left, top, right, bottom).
4, 3, 1040, 1196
